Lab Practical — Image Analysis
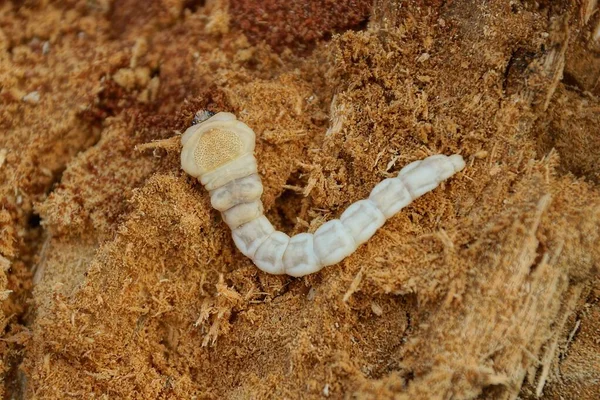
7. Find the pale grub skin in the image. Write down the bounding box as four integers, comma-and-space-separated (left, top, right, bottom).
181, 112, 466, 277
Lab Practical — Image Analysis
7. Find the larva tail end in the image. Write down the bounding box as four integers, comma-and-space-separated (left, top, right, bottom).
449, 154, 466, 173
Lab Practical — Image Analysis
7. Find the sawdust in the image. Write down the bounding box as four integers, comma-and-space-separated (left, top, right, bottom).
0, 0, 599, 399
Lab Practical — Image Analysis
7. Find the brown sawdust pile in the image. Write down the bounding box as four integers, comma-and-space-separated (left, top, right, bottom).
0, 0, 599, 399
230, 0, 372, 52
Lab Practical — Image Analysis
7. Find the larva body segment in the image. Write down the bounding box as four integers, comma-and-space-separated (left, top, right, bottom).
209, 174, 263, 212
200, 154, 258, 191
368, 178, 413, 218
222, 199, 264, 229
181, 112, 466, 277
254, 231, 290, 274
313, 220, 357, 266
231, 216, 274, 258
339, 199, 386, 246
282, 233, 321, 277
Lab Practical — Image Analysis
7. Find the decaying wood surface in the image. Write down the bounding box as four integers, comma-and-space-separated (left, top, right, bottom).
0, 1, 598, 398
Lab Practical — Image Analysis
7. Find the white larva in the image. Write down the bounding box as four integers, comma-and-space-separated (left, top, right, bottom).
181, 111, 465, 277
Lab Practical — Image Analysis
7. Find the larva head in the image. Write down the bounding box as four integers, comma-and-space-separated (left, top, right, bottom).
181, 111, 256, 179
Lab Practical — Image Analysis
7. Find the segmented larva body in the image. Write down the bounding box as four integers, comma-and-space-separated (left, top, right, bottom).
181, 112, 465, 277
